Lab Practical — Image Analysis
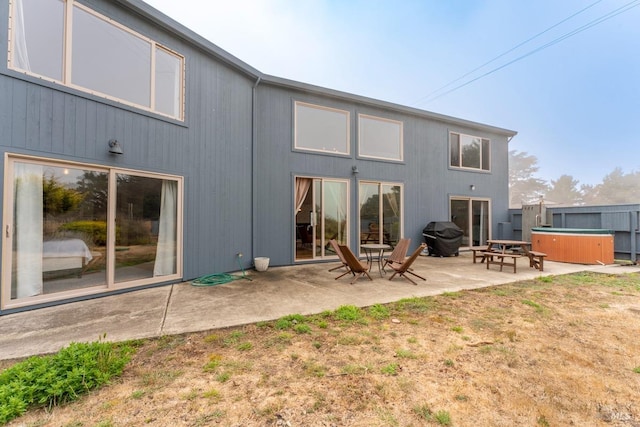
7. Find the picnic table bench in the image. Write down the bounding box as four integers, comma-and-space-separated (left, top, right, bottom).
482, 251, 522, 273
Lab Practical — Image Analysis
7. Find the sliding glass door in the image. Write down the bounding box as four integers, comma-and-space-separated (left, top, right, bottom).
295, 177, 348, 261
2, 156, 182, 310
359, 181, 403, 250
450, 197, 490, 248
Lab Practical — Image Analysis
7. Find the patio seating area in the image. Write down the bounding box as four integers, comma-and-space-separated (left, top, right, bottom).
2, 250, 633, 361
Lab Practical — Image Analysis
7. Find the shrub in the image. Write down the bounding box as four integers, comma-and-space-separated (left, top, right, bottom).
0, 339, 133, 424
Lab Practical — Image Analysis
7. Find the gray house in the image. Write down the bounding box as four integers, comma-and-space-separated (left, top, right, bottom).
0, 0, 516, 314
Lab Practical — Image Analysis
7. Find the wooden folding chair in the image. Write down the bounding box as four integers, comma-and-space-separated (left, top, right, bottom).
382, 238, 410, 270
327, 239, 353, 279
388, 243, 427, 285
338, 245, 373, 284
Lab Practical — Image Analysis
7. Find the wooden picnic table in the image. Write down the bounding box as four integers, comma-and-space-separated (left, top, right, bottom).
481, 240, 547, 272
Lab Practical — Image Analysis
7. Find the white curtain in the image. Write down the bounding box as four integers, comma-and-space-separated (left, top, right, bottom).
295, 178, 311, 214
13, 0, 31, 71
325, 181, 346, 243
15, 162, 43, 297
153, 180, 177, 276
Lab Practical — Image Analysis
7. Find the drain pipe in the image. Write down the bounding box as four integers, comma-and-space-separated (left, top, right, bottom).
251, 76, 261, 264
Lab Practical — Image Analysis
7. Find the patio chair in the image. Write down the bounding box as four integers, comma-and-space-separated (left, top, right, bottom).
327, 239, 353, 280
338, 245, 373, 284
382, 238, 410, 270
388, 243, 427, 286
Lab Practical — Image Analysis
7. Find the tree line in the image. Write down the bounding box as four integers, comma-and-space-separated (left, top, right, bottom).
509, 150, 640, 208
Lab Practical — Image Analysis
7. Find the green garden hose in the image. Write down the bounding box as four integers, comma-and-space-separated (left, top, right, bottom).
191, 255, 252, 286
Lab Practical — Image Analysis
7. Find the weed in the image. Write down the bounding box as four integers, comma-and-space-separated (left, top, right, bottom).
312, 341, 322, 349
290, 353, 300, 361
334, 305, 364, 322
236, 342, 253, 351
413, 403, 432, 419
537, 276, 554, 283
293, 323, 312, 334
203, 334, 221, 344
407, 336, 418, 344
443, 359, 454, 367
537, 415, 550, 426
341, 364, 369, 375
521, 299, 544, 312
368, 304, 390, 319
376, 407, 399, 426
216, 372, 231, 383
381, 363, 400, 376
203, 388, 222, 401
451, 325, 463, 333
337, 335, 363, 346
131, 390, 145, 399
395, 297, 435, 313
395, 349, 417, 359
303, 360, 326, 377
633, 367, 640, 374
193, 411, 225, 426
434, 410, 452, 425
441, 291, 461, 298
455, 394, 469, 401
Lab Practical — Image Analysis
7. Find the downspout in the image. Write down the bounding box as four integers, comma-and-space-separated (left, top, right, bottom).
251, 76, 261, 262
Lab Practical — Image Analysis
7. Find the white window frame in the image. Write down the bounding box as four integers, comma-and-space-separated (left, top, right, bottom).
449, 132, 491, 172
294, 101, 350, 155
7, 0, 185, 121
1, 154, 184, 310
358, 114, 403, 161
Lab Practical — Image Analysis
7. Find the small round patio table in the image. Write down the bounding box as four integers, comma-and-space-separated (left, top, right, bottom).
361, 243, 392, 276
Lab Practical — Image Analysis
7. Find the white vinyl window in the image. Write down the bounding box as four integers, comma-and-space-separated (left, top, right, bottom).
358, 114, 403, 161
8, 0, 185, 120
450, 132, 490, 171
294, 101, 350, 155
1, 156, 183, 310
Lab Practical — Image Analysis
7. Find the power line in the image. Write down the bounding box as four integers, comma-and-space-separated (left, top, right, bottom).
413, 0, 603, 105
415, 0, 640, 106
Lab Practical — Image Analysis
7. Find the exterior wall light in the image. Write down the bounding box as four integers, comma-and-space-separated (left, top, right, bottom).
108, 139, 123, 155
352, 165, 359, 174
470, 184, 475, 191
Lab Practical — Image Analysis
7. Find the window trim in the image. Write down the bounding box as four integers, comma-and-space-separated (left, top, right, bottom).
7, 0, 185, 121
449, 131, 491, 172
1, 154, 184, 310
357, 114, 404, 161
293, 101, 351, 156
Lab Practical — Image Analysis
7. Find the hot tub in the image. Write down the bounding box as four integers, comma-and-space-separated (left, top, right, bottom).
531, 227, 614, 265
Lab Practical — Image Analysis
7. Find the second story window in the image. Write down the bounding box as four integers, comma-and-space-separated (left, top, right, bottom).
8, 0, 185, 120
358, 114, 403, 161
294, 101, 350, 155
450, 132, 490, 171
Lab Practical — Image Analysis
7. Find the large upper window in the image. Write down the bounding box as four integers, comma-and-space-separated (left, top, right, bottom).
450, 132, 490, 171
358, 114, 403, 161
8, 0, 184, 120
294, 101, 350, 155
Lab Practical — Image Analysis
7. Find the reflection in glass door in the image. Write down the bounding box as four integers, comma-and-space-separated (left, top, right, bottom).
3, 157, 182, 310
450, 197, 490, 248
359, 182, 402, 250
295, 177, 348, 261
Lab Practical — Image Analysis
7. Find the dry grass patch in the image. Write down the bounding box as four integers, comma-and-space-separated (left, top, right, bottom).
3, 271, 640, 426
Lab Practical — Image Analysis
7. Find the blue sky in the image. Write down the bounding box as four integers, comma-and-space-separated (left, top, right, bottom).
145, 0, 639, 186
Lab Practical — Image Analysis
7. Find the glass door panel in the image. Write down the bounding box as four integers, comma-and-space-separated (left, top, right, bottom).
115, 174, 177, 283
472, 200, 489, 246
10, 163, 108, 301
359, 182, 402, 249
450, 198, 491, 248
450, 199, 470, 247
295, 177, 348, 261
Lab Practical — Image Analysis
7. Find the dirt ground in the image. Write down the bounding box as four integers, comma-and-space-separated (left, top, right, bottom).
5, 271, 640, 427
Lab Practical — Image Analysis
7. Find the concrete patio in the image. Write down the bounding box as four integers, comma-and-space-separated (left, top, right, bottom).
1, 251, 638, 360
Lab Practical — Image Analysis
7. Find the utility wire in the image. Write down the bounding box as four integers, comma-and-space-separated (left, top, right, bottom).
413, 0, 603, 105
416, 0, 640, 105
